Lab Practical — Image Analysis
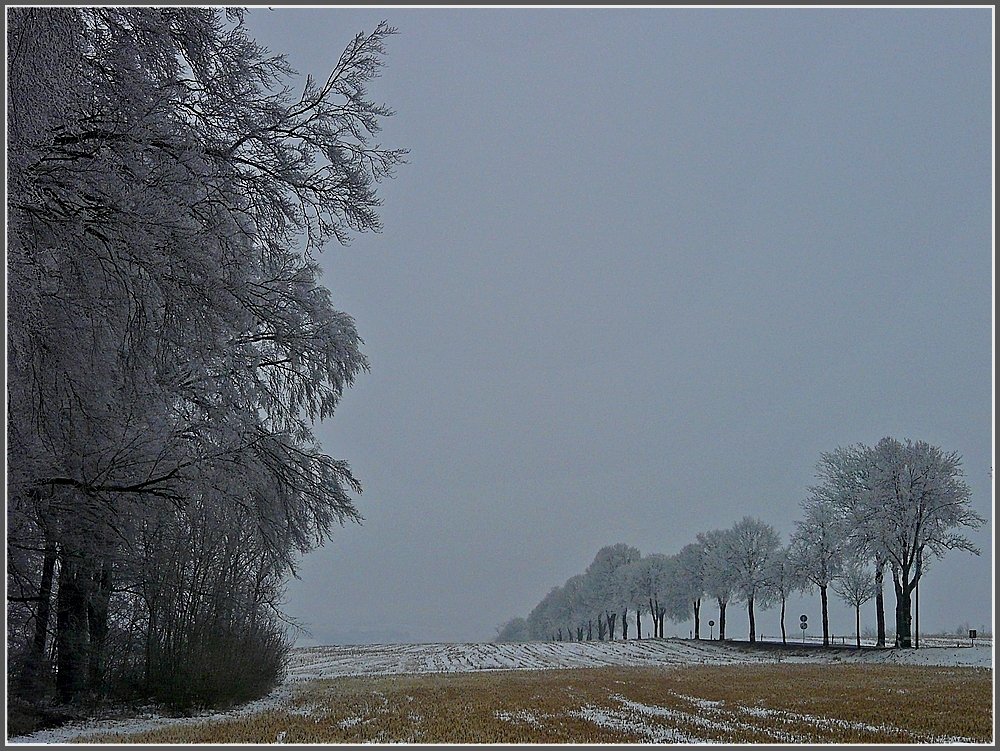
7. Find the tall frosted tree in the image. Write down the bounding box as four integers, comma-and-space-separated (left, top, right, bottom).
7, 7, 404, 706
811, 443, 890, 646
764, 546, 806, 645
790, 499, 847, 647
813, 438, 984, 648
674, 543, 706, 639
863, 438, 983, 648
725, 517, 780, 643
583, 544, 641, 641
698, 529, 739, 640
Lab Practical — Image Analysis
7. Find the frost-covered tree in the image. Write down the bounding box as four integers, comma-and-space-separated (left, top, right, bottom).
7, 7, 404, 706
526, 585, 564, 641
764, 545, 807, 645
790, 499, 848, 647
810, 444, 890, 646
674, 543, 706, 639
583, 544, 641, 641
725, 517, 780, 642
698, 529, 739, 640
613, 561, 641, 639
560, 574, 590, 642
632, 554, 674, 638
814, 438, 984, 649
833, 561, 877, 648
612, 560, 641, 639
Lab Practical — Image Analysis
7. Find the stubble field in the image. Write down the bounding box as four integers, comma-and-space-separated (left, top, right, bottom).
77, 662, 991, 744
11, 639, 992, 744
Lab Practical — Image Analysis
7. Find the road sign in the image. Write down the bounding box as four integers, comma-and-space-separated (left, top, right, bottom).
708, 620, 715, 627
799, 622, 808, 630
799, 614, 808, 623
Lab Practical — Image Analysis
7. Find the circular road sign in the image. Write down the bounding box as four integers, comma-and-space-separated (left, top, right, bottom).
709, 620, 715, 627
799, 614, 808, 623
800, 622, 808, 630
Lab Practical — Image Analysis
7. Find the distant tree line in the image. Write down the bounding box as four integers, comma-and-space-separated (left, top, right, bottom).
497, 438, 983, 650
7, 7, 403, 717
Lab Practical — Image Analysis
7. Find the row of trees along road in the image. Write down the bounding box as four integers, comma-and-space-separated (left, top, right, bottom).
497, 438, 984, 650
7, 8, 405, 712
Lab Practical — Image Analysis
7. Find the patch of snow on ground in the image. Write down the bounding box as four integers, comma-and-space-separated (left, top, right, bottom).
495, 709, 547, 728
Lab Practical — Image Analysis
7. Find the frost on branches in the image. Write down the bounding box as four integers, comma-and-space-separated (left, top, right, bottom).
7, 7, 404, 708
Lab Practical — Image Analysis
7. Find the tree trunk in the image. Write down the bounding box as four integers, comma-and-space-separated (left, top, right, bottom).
895, 585, 913, 648
780, 596, 787, 645
718, 599, 727, 640
855, 604, 861, 648
874, 558, 886, 647
635, 607, 642, 640
820, 585, 830, 647
621, 610, 628, 640
693, 599, 700, 640
87, 557, 113, 693
587, 620, 593, 641
606, 612, 617, 641
576, 626, 584, 641
55, 555, 91, 703
747, 595, 756, 642
19, 542, 57, 696
657, 607, 666, 638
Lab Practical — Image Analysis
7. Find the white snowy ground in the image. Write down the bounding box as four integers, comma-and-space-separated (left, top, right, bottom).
9, 637, 993, 744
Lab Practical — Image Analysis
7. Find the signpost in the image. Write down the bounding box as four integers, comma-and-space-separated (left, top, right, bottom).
800, 614, 808, 644
970, 629, 977, 646
709, 620, 715, 640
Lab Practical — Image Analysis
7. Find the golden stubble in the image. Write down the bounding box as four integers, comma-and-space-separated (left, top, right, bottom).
81, 663, 993, 744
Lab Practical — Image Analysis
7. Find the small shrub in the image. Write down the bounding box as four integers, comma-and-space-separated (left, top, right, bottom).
146, 622, 290, 713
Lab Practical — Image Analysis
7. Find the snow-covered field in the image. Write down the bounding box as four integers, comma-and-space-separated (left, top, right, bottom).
9, 637, 993, 744
286, 636, 993, 679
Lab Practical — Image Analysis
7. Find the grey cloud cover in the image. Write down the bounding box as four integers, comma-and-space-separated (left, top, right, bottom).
244, 8, 993, 645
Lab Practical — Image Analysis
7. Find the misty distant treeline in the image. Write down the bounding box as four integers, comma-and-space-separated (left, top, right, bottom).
498, 438, 984, 649
7, 7, 403, 720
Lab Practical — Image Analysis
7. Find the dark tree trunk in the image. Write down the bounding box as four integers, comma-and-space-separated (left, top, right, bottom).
657, 607, 666, 638
874, 559, 886, 647
19, 542, 57, 695
718, 599, 727, 640
855, 604, 861, 648
893, 579, 914, 648
747, 595, 756, 642
693, 599, 701, 639
635, 607, 642, 640
557, 628, 563, 641
587, 620, 593, 641
87, 557, 113, 692
576, 626, 584, 641
621, 610, 628, 640
780, 596, 787, 645
55, 555, 91, 703
33, 544, 57, 660
606, 612, 617, 641
820, 585, 830, 647
649, 597, 658, 638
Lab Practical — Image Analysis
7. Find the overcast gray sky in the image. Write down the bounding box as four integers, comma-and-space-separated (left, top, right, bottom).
244, 7, 993, 645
